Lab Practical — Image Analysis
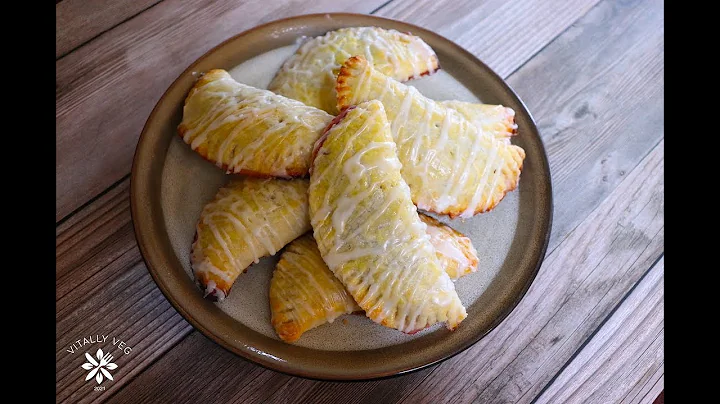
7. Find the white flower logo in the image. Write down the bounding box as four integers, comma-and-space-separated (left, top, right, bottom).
81, 348, 117, 384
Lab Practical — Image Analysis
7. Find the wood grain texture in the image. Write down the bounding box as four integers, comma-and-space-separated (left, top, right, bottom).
101, 0, 664, 401
390, 0, 666, 394
508, 0, 664, 250
103, 135, 664, 404
289, 0, 664, 399
397, 137, 663, 404
56, 179, 193, 404
105, 332, 438, 404
56, 0, 607, 399
55, 0, 388, 222
56, 0, 664, 401
644, 375, 665, 404
376, 0, 600, 77
55, 0, 600, 223
56, 0, 163, 59
535, 257, 664, 404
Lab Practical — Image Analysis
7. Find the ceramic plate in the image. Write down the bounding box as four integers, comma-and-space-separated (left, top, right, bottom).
131, 13, 552, 380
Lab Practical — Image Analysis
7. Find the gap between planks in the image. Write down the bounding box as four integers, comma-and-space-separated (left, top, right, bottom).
56, 0, 165, 59
56, 0, 391, 59
104, 137, 664, 404
55, 0, 599, 222
56, 0, 660, 400
109, 0, 662, 397
531, 255, 664, 403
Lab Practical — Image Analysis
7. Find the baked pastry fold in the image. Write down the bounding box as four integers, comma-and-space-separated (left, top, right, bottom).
270, 234, 361, 342
178, 69, 333, 177
309, 100, 467, 333
420, 214, 479, 280
269, 27, 439, 114
270, 213, 478, 342
336, 56, 526, 217
191, 177, 310, 301
439, 100, 518, 143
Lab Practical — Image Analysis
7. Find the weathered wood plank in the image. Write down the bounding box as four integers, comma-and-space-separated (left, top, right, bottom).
252, 0, 664, 400
638, 373, 664, 404
535, 257, 664, 404
57, 0, 664, 402
376, 0, 600, 77
107, 328, 435, 404
101, 0, 666, 388
399, 142, 663, 404
55, 1, 390, 401
56, 0, 163, 59
57, 0, 610, 399
56, 179, 130, 282
56, 0, 597, 223
380, 0, 662, 400
55, 0, 387, 222
260, 0, 664, 400
55, 179, 193, 404
104, 139, 664, 404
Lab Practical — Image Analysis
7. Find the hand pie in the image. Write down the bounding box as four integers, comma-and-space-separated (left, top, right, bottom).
178, 69, 333, 177
336, 56, 526, 218
268, 27, 439, 114
269, 234, 361, 343
309, 100, 467, 333
191, 177, 310, 301
420, 214, 479, 280
439, 100, 518, 143
270, 214, 477, 342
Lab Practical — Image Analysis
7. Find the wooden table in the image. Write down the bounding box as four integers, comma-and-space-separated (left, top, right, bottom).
56, 0, 664, 402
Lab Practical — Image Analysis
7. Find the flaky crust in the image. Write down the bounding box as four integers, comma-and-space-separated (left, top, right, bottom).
309, 100, 467, 333
191, 178, 311, 301
439, 100, 518, 142
269, 234, 361, 342
269, 27, 439, 114
269, 214, 478, 342
178, 69, 332, 178
419, 214, 479, 279
337, 56, 525, 218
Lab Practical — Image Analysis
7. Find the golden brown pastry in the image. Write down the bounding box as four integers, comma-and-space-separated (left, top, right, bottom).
269, 214, 477, 342
178, 69, 333, 177
191, 177, 310, 301
309, 100, 467, 334
439, 100, 518, 142
268, 27, 439, 114
336, 56, 526, 218
269, 234, 361, 343
420, 214, 479, 280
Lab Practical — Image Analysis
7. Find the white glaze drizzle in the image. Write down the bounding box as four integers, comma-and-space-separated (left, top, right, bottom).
268, 27, 438, 112
339, 59, 525, 217
180, 70, 332, 176
191, 178, 311, 299
271, 236, 362, 341
425, 224, 471, 272
309, 102, 466, 333
439, 101, 519, 143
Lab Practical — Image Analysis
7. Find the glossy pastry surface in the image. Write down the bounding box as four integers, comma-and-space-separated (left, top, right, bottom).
268, 27, 439, 114
439, 100, 518, 142
270, 213, 478, 342
336, 56, 526, 218
191, 177, 311, 301
179, 69, 333, 177
270, 234, 361, 343
420, 214, 479, 280
309, 100, 467, 333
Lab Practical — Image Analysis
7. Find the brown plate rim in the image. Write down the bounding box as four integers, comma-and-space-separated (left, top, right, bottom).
130, 12, 553, 381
